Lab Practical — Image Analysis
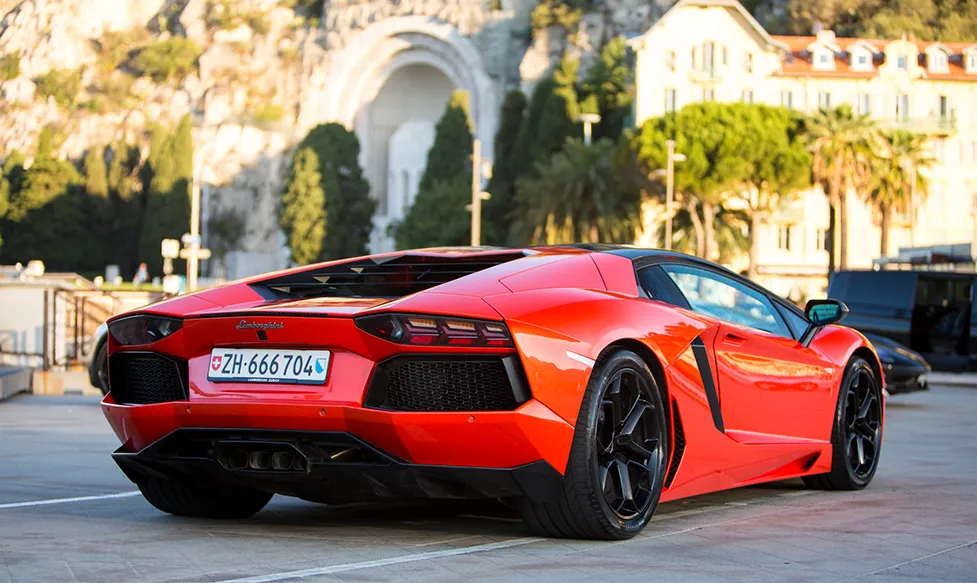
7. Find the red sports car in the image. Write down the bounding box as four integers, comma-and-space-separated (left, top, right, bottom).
102, 246, 884, 539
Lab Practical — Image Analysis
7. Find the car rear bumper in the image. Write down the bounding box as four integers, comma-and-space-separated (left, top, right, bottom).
112, 427, 564, 503
102, 393, 574, 474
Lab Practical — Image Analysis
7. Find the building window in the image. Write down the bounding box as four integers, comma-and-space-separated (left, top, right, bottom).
742, 89, 754, 103
968, 53, 977, 71
856, 53, 869, 67
781, 90, 793, 109
934, 138, 946, 163
816, 51, 832, 67
931, 52, 947, 71
858, 93, 871, 115
703, 41, 715, 74
744, 52, 753, 73
897, 54, 908, 70
896, 94, 909, 119
971, 140, 977, 163
722, 45, 728, 66
664, 88, 677, 112
939, 95, 949, 118
666, 50, 676, 72
818, 92, 831, 109
785, 52, 795, 64
815, 228, 826, 252
703, 88, 715, 101
777, 225, 792, 251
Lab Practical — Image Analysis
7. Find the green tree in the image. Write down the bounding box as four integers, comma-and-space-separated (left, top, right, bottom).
580, 36, 634, 141
132, 37, 202, 82
279, 148, 326, 265
484, 90, 527, 244
634, 102, 755, 261
35, 68, 82, 108
511, 77, 556, 184
735, 105, 812, 279
138, 121, 191, 272
866, 130, 932, 257
108, 141, 144, 272
84, 146, 109, 199
291, 122, 375, 259
516, 138, 642, 245
533, 55, 581, 164
808, 105, 876, 273
669, 204, 750, 265
0, 150, 27, 251
395, 92, 475, 249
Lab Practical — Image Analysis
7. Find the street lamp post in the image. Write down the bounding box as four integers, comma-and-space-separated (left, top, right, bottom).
469, 138, 492, 247
664, 139, 687, 251
578, 113, 602, 146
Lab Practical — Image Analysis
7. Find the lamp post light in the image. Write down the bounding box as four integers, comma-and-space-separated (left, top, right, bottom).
664, 139, 687, 251
578, 113, 602, 146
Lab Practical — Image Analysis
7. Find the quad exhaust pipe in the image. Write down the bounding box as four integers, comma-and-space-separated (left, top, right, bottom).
216, 442, 307, 472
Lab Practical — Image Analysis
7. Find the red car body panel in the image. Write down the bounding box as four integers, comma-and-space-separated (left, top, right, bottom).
103, 246, 883, 506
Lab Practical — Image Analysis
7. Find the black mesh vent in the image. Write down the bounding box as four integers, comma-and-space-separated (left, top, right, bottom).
665, 399, 685, 488
369, 357, 521, 412
110, 353, 187, 405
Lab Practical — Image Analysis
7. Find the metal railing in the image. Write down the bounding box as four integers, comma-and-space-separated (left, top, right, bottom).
877, 115, 956, 135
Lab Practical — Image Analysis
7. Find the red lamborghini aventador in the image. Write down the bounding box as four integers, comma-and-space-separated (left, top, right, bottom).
102, 246, 885, 539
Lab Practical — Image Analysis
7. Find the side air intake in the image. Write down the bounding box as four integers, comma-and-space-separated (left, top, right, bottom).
250, 251, 527, 299
109, 352, 188, 405
665, 399, 685, 488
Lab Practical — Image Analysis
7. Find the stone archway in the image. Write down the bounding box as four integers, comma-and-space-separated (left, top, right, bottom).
320, 16, 500, 252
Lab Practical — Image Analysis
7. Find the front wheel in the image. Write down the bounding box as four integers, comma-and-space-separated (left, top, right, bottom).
804, 357, 883, 490
519, 349, 668, 539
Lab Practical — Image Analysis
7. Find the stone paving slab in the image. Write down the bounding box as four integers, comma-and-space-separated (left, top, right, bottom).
1, 390, 976, 583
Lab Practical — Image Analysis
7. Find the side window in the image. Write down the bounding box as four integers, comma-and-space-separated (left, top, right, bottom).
775, 303, 809, 340
660, 264, 791, 337
638, 266, 690, 309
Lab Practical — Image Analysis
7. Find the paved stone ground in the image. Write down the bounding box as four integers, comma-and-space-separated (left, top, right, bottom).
1, 387, 975, 583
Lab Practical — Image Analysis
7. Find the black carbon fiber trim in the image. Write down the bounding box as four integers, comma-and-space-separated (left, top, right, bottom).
691, 336, 724, 433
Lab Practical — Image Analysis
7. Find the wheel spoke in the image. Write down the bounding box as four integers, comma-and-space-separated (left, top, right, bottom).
855, 434, 866, 466
598, 459, 613, 493
608, 374, 624, 428
857, 391, 876, 420
614, 460, 634, 504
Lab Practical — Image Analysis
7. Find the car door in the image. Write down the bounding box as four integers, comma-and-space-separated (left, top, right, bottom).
659, 263, 836, 442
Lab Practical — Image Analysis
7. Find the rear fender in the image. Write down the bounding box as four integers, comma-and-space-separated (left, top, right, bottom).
808, 325, 886, 405
484, 289, 707, 426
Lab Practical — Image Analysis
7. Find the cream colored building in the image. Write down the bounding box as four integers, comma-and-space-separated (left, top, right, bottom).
630, 0, 977, 299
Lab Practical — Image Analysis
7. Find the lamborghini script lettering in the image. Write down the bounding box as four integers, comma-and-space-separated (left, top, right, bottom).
236, 320, 284, 330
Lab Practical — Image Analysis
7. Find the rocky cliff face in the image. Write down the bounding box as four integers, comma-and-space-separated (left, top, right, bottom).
0, 0, 665, 279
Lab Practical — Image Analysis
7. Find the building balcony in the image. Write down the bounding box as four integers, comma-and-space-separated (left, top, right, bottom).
877, 115, 956, 136
687, 69, 723, 84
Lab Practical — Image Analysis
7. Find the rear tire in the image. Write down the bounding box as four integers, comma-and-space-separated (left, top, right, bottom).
138, 478, 272, 519
803, 357, 883, 490
519, 349, 668, 539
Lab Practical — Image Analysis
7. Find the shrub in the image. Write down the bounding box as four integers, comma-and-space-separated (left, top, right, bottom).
252, 103, 285, 123
35, 68, 83, 108
132, 37, 201, 82
1, 51, 20, 81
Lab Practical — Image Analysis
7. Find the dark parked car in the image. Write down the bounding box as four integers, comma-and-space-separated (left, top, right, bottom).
828, 270, 975, 371
864, 333, 930, 394
88, 322, 109, 395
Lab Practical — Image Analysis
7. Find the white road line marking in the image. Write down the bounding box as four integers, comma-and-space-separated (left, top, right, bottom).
0, 491, 141, 510
830, 538, 977, 583
216, 537, 544, 583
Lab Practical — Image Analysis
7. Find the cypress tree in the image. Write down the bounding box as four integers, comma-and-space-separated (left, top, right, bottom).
84, 146, 108, 199
533, 54, 581, 162
108, 141, 144, 273
484, 90, 527, 245
138, 123, 186, 273
291, 122, 375, 260
279, 147, 326, 265
395, 91, 475, 249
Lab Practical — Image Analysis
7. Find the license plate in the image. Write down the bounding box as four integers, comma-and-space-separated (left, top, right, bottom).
207, 348, 330, 384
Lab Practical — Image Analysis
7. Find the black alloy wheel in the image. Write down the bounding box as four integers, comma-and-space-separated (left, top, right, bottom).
519, 349, 668, 539
844, 365, 882, 480
804, 357, 883, 490
595, 367, 664, 522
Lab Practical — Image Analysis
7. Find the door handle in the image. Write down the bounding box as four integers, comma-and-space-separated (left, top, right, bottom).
722, 332, 746, 346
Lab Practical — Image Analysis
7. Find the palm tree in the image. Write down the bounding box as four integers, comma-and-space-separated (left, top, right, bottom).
670, 202, 749, 264
515, 138, 643, 244
866, 130, 931, 257
808, 105, 876, 272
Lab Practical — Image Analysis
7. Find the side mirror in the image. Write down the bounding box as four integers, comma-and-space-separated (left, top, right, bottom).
805, 299, 849, 326
801, 299, 849, 346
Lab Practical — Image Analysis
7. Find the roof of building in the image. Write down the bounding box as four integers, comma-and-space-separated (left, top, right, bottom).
771, 35, 977, 81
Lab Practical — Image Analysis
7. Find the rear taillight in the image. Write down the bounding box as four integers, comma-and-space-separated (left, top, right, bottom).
355, 314, 514, 348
